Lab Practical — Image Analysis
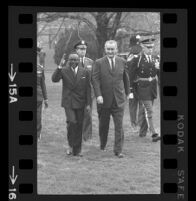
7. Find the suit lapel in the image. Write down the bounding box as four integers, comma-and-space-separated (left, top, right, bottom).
75, 66, 83, 85
104, 56, 113, 75
113, 57, 118, 74
66, 67, 76, 85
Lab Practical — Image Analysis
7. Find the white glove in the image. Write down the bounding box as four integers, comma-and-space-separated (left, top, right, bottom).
127, 93, 134, 99
155, 60, 160, 69
97, 96, 103, 104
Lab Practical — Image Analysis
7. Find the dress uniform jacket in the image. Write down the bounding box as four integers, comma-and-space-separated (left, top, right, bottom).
92, 55, 130, 108
127, 54, 139, 95
37, 64, 47, 102
51, 65, 91, 109
81, 57, 93, 70
79, 56, 94, 141
129, 53, 160, 101
80, 57, 94, 98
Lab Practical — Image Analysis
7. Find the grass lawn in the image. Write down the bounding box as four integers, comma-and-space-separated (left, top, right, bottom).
37, 70, 160, 194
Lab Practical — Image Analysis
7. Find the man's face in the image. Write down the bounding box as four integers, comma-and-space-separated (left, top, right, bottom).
68, 54, 79, 69
76, 45, 87, 57
105, 43, 118, 58
143, 46, 153, 55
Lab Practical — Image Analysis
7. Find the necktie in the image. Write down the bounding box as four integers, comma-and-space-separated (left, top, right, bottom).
72, 68, 76, 77
149, 55, 152, 62
110, 58, 114, 71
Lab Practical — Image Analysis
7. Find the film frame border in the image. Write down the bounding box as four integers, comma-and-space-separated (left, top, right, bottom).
8, 7, 188, 201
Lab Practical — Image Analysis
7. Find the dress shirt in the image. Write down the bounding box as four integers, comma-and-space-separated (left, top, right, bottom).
107, 56, 116, 69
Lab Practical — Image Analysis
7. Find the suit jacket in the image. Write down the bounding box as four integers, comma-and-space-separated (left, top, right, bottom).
92, 55, 130, 108
128, 53, 159, 100
51, 65, 91, 109
80, 57, 94, 99
37, 64, 47, 102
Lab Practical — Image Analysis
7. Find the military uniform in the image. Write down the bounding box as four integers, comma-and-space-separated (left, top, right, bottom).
130, 50, 160, 142
37, 56, 47, 140
79, 56, 94, 141
127, 44, 142, 130
75, 40, 94, 141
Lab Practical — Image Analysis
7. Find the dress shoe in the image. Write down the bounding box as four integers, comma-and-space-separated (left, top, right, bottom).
152, 133, 161, 142
139, 133, 146, 137
73, 153, 83, 157
115, 153, 124, 158
131, 123, 138, 132
100, 148, 106, 152
100, 146, 106, 151
66, 149, 72, 155
66, 146, 73, 155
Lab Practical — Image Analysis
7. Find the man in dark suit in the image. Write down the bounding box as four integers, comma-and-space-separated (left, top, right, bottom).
129, 38, 160, 142
92, 40, 132, 158
37, 47, 48, 142
74, 40, 94, 141
51, 53, 91, 156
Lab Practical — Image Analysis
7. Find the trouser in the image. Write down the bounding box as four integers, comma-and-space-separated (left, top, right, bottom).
97, 98, 124, 154
129, 95, 142, 126
64, 107, 84, 155
138, 100, 156, 136
37, 101, 43, 139
82, 101, 92, 141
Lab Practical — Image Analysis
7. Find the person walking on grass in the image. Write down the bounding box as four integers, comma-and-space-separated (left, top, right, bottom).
52, 53, 91, 157
92, 40, 133, 158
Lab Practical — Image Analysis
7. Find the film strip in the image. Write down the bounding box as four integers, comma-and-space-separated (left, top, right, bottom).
8, 7, 188, 201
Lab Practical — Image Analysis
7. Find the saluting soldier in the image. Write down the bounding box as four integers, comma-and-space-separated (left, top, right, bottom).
37, 47, 48, 141
129, 38, 160, 142
74, 40, 94, 141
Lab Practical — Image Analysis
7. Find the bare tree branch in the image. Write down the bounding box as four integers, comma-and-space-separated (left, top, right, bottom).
50, 17, 66, 43
38, 13, 97, 33
37, 22, 49, 36
120, 12, 130, 24
109, 12, 122, 38
90, 12, 98, 18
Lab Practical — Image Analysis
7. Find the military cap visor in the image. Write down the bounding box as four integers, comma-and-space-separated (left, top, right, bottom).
141, 38, 155, 48
74, 40, 88, 49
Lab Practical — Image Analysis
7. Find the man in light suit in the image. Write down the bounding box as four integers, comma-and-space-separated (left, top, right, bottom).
51, 53, 91, 156
92, 40, 132, 158
74, 40, 94, 141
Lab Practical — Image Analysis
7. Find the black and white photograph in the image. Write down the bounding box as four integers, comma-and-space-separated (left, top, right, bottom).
37, 11, 161, 194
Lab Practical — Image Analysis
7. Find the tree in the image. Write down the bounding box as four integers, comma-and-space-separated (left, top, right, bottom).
38, 12, 160, 59
53, 26, 99, 65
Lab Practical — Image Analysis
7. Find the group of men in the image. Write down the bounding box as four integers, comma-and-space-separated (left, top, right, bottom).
37, 36, 160, 158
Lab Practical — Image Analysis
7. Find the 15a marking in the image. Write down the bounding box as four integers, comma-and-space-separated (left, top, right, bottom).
9, 63, 17, 103
9, 166, 18, 200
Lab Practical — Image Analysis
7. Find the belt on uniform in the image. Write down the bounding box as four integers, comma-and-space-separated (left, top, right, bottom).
135, 76, 156, 82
